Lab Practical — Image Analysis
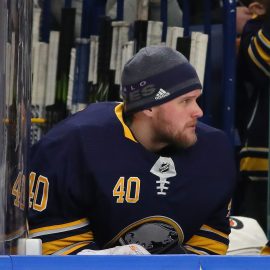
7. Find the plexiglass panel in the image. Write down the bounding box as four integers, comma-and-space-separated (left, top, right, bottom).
0, 0, 32, 255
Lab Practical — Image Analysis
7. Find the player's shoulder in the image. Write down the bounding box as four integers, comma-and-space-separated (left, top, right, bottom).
65, 101, 119, 127
196, 121, 226, 137
32, 102, 119, 150
194, 122, 236, 186
196, 121, 232, 148
47, 102, 117, 134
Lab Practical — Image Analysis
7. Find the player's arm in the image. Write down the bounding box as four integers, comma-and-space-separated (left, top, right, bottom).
28, 128, 97, 255
248, 13, 270, 77
184, 200, 232, 255
184, 129, 235, 255
28, 216, 97, 255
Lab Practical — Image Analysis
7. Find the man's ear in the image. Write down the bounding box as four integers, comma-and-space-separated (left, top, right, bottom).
248, 2, 267, 16
142, 108, 154, 117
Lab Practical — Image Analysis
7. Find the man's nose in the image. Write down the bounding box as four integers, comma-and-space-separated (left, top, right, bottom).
193, 102, 203, 118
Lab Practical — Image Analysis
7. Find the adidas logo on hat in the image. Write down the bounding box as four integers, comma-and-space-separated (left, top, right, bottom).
155, 88, 170, 100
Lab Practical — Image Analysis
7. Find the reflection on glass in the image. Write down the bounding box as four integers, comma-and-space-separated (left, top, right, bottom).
0, 0, 32, 255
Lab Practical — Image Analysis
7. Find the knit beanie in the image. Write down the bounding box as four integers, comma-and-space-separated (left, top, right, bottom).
121, 45, 202, 114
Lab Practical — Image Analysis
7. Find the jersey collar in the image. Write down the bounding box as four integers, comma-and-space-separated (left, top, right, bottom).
114, 103, 137, 142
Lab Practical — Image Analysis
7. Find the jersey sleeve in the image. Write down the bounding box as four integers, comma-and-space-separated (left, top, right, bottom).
248, 16, 270, 77
184, 200, 232, 255
28, 126, 97, 255
183, 128, 235, 255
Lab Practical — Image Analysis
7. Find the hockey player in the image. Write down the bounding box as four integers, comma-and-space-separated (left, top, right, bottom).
28, 46, 236, 255
235, 0, 270, 233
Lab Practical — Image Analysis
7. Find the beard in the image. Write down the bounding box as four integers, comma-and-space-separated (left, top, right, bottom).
152, 124, 198, 149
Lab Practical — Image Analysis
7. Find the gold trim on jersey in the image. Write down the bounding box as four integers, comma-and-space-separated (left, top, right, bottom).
240, 157, 268, 172
61, 242, 92, 255
104, 215, 184, 248
258, 29, 270, 47
261, 245, 270, 255
184, 245, 209, 255
200, 225, 229, 239
240, 147, 268, 153
42, 231, 94, 255
185, 235, 228, 255
254, 37, 270, 63
53, 241, 93, 255
248, 45, 270, 76
114, 103, 137, 142
29, 218, 90, 238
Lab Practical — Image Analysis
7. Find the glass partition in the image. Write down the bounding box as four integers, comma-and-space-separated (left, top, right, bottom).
0, 0, 32, 255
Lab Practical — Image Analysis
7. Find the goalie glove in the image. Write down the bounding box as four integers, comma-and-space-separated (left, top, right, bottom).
107, 221, 190, 254
77, 244, 150, 255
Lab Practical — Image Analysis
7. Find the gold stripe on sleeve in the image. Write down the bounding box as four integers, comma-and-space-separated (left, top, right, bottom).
56, 241, 92, 255
42, 231, 94, 255
248, 46, 270, 76
261, 245, 270, 255
61, 242, 91, 255
253, 38, 270, 64
200, 225, 229, 239
184, 245, 209, 255
240, 157, 268, 172
185, 235, 228, 255
258, 30, 270, 47
29, 218, 90, 238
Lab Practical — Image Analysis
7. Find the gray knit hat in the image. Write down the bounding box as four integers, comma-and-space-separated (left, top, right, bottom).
121, 45, 202, 114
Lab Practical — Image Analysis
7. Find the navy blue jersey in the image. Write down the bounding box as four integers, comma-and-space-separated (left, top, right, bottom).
28, 102, 236, 255
236, 17, 270, 180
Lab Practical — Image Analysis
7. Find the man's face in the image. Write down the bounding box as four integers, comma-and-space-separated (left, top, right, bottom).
150, 89, 203, 148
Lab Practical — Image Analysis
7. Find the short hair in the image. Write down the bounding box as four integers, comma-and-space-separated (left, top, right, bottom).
239, 0, 268, 7
239, 0, 254, 6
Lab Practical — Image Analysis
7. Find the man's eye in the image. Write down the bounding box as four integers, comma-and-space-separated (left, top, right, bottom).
183, 99, 191, 103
